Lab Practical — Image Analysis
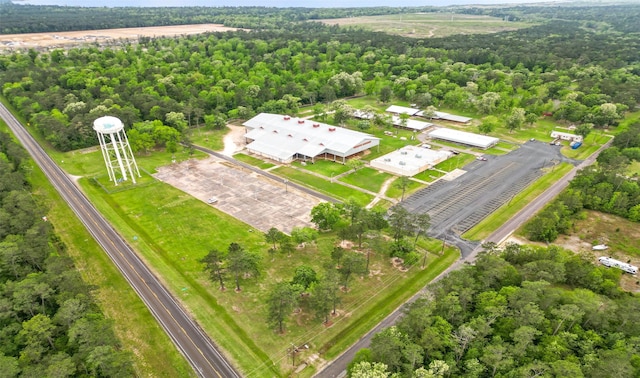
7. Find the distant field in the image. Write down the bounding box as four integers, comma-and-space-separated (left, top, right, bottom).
315, 13, 535, 39
0, 24, 239, 51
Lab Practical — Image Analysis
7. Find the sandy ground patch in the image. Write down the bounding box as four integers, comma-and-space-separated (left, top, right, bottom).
222, 125, 247, 156
0, 24, 240, 51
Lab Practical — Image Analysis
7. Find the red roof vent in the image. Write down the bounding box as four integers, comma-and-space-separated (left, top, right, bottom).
259, 126, 264, 129
288, 134, 293, 137
298, 119, 305, 124
328, 127, 336, 132
312, 123, 320, 128
272, 130, 278, 133
303, 138, 308, 141
283, 116, 291, 120
319, 142, 324, 146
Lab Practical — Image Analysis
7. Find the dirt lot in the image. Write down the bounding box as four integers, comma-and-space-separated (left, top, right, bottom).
0, 24, 239, 51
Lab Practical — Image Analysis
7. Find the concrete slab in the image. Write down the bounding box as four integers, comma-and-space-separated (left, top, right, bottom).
154, 156, 322, 234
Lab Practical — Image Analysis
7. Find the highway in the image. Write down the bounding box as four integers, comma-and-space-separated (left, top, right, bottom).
0, 103, 239, 378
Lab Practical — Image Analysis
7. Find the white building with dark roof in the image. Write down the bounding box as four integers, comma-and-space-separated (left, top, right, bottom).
242, 113, 380, 163
428, 128, 499, 149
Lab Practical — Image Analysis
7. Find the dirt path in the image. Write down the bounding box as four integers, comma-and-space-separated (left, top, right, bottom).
221, 125, 246, 156
366, 176, 396, 209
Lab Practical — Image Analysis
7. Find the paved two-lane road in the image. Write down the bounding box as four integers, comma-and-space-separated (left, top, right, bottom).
0, 103, 239, 378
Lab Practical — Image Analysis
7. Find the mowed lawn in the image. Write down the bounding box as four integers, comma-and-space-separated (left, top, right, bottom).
339, 167, 394, 193
79, 173, 457, 377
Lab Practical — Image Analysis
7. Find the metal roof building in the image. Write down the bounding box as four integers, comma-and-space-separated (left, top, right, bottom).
243, 113, 380, 163
391, 116, 434, 131
430, 111, 472, 124
371, 145, 453, 176
385, 105, 421, 116
428, 128, 499, 149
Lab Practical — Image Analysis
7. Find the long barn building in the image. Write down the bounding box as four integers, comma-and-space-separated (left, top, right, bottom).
243, 113, 380, 164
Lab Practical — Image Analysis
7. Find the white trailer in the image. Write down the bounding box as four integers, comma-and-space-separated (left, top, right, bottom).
598, 256, 638, 274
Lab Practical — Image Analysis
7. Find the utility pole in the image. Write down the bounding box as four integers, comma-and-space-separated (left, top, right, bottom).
290, 343, 297, 366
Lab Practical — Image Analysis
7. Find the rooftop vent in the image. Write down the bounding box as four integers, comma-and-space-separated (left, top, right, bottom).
298, 119, 305, 124
384, 158, 391, 162
303, 138, 308, 142
415, 154, 422, 158
313, 123, 320, 128
399, 161, 406, 166
401, 151, 407, 155
328, 127, 336, 132
283, 115, 291, 120
288, 134, 293, 137
272, 130, 278, 133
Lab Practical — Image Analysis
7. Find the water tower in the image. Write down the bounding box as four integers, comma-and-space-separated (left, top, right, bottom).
93, 116, 140, 186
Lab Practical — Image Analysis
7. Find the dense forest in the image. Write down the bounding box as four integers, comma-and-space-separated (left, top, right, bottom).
1, 6, 639, 151
0, 3, 437, 33
350, 244, 640, 377
0, 132, 133, 376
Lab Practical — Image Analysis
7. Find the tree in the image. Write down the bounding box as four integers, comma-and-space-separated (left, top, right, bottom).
200, 248, 227, 291
410, 212, 431, 247
576, 123, 593, 143
311, 269, 341, 324
476, 92, 501, 114
505, 108, 525, 133
338, 252, 368, 291
350, 361, 391, 378
387, 205, 413, 242
370, 326, 415, 374
226, 243, 260, 292
264, 227, 284, 251
347, 158, 365, 173
395, 176, 411, 202
478, 116, 500, 135
310, 203, 342, 231
379, 86, 392, 103
267, 282, 300, 333
290, 226, 318, 245
291, 265, 317, 290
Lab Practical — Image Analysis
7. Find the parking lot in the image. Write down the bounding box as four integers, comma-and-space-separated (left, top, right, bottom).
402, 140, 579, 256
153, 156, 322, 234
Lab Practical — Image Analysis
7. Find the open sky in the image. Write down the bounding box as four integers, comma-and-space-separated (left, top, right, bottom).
11, 0, 562, 8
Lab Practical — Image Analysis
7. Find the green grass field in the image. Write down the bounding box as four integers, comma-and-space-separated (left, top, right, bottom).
317, 13, 535, 39
339, 167, 394, 194
234, 152, 277, 169
273, 165, 374, 205
412, 169, 446, 183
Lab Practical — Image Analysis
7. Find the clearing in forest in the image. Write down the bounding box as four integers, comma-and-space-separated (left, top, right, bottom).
316, 13, 535, 39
